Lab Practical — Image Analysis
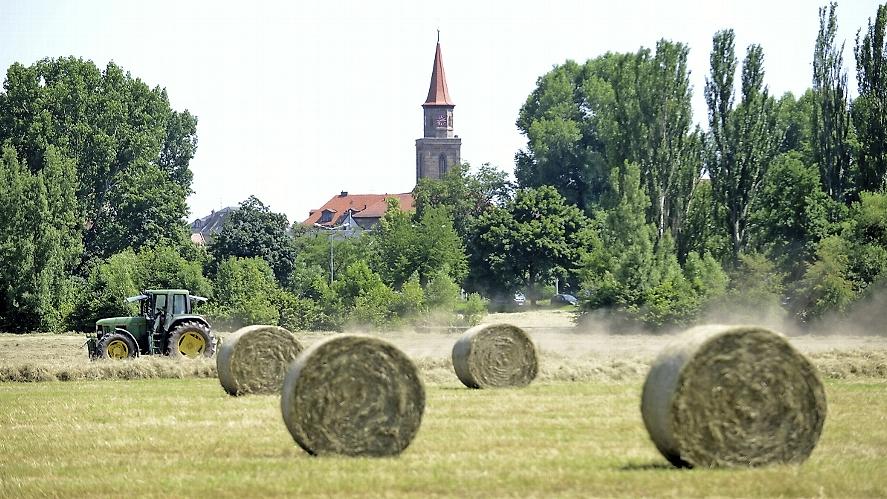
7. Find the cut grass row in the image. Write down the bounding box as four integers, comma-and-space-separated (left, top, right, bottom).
1, 348, 885, 383
1, 379, 886, 497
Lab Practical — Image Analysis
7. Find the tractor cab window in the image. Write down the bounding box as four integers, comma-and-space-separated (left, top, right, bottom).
152, 294, 167, 315
172, 294, 187, 315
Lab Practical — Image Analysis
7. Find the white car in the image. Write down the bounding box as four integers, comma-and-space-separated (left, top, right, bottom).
514, 292, 526, 306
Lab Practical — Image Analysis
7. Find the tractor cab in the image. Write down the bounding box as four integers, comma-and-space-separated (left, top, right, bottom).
87, 289, 214, 360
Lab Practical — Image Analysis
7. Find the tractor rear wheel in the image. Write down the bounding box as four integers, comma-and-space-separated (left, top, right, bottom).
167, 321, 215, 359
98, 332, 137, 360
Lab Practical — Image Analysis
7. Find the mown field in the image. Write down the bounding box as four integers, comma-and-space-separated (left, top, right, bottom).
1, 311, 887, 497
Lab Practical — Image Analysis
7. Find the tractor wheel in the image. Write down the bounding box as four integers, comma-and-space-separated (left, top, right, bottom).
98, 332, 137, 360
167, 321, 215, 359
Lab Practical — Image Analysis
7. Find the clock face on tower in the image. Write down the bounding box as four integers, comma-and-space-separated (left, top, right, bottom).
435, 114, 448, 127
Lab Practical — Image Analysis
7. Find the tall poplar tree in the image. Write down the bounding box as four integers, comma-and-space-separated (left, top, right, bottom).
853, 3, 887, 192
704, 30, 779, 263
812, 2, 852, 201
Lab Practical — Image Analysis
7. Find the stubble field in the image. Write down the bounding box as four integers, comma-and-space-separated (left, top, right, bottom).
1, 310, 886, 497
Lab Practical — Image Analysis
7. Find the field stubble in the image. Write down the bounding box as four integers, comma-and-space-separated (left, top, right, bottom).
1, 310, 886, 496
1, 310, 885, 383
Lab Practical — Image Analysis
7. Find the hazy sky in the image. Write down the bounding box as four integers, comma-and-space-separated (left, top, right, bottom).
0, 0, 879, 224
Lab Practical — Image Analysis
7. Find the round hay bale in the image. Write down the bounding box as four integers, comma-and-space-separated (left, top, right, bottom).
280, 335, 425, 457
641, 325, 827, 468
452, 323, 538, 389
217, 325, 304, 396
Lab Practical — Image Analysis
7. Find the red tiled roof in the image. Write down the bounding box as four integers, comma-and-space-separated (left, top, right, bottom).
303, 192, 414, 227
422, 42, 454, 107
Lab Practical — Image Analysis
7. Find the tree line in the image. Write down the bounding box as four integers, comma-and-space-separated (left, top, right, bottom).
0, 2, 885, 333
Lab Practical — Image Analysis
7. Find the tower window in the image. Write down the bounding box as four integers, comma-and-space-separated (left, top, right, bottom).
438, 154, 448, 177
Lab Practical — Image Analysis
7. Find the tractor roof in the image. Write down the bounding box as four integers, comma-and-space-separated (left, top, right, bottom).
144, 289, 190, 295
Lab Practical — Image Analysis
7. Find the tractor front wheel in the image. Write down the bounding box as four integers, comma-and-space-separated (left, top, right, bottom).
167, 321, 215, 359
98, 332, 137, 360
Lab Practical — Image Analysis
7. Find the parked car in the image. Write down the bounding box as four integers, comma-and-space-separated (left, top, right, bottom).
513, 292, 526, 306
550, 293, 578, 306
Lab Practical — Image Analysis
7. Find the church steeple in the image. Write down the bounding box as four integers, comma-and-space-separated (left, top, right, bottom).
423, 40, 454, 107
416, 35, 461, 183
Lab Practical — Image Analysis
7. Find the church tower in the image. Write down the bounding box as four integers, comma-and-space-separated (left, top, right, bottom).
416, 37, 461, 182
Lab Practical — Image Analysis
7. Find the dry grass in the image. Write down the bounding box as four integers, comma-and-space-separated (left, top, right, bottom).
2, 329, 886, 384
0, 378, 885, 497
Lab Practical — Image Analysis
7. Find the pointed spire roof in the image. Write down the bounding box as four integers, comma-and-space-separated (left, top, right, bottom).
423, 40, 454, 107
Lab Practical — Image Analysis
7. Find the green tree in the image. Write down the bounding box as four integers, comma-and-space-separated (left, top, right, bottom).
748, 151, 833, 277
210, 196, 297, 285
812, 2, 853, 201
704, 30, 779, 263
853, 3, 887, 192
370, 202, 467, 288
515, 60, 608, 212
473, 186, 588, 305
0, 146, 81, 331
68, 250, 141, 332
0, 57, 198, 261
797, 235, 856, 320
775, 90, 815, 158
134, 245, 212, 298
414, 162, 512, 240
718, 252, 786, 322
209, 257, 280, 327
580, 163, 657, 311
516, 42, 702, 231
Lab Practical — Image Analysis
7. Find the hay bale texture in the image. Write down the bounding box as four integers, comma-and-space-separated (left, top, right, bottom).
217, 325, 304, 396
452, 323, 539, 389
641, 325, 827, 468
281, 335, 425, 457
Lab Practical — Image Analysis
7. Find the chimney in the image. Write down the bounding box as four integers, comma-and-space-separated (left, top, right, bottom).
340, 191, 348, 197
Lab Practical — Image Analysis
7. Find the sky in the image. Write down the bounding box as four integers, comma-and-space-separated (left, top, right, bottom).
0, 0, 879, 225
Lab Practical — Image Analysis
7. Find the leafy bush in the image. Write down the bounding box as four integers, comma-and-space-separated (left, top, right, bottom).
206, 257, 280, 328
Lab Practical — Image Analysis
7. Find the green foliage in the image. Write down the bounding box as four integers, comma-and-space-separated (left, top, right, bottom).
853, 3, 887, 192
679, 180, 731, 262
332, 261, 396, 329
683, 251, 729, 301
473, 185, 588, 303
456, 292, 488, 326
0, 57, 197, 261
276, 290, 325, 332
0, 146, 81, 332
718, 253, 786, 321
580, 164, 656, 310
370, 202, 467, 288
748, 152, 834, 277
704, 30, 780, 262
845, 191, 887, 285
68, 250, 141, 332
210, 196, 296, 285
424, 270, 460, 311
207, 257, 280, 328
515, 41, 701, 237
797, 236, 856, 320
812, 2, 853, 201
581, 166, 730, 328
414, 162, 512, 239
775, 90, 815, 158
391, 273, 425, 319
134, 246, 212, 298
515, 60, 602, 212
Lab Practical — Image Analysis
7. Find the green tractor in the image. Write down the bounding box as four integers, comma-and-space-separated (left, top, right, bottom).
86, 289, 216, 360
